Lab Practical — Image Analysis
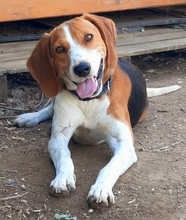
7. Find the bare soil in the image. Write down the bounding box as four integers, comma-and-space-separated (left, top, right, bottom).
0, 51, 186, 220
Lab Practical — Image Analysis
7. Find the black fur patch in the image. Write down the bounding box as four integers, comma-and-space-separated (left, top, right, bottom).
118, 59, 148, 127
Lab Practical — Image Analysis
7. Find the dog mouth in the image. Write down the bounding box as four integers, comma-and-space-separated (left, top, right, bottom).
74, 59, 103, 99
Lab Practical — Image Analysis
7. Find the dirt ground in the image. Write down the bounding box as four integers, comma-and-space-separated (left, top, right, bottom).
0, 50, 186, 220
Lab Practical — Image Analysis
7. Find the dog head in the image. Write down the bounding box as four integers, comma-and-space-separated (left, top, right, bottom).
27, 14, 118, 98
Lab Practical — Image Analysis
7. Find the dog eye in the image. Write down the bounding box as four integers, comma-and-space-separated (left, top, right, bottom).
85, 34, 93, 42
56, 46, 65, 53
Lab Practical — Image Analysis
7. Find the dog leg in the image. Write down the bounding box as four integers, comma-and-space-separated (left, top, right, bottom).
87, 123, 137, 209
14, 100, 54, 127
48, 95, 78, 197
49, 132, 76, 197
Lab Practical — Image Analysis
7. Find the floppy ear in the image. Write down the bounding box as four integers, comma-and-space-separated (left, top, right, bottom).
27, 33, 59, 97
82, 13, 118, 70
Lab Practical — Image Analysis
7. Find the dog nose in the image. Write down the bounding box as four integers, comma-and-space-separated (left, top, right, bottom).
74, 62, 91, 77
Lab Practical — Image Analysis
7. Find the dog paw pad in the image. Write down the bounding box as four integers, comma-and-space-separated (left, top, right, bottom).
87, 186, 115, 209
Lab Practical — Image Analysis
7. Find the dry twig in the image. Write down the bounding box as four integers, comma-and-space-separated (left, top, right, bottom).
42, 98, 52, 109
0, 116, 16, 120
0, 104, 30, 112
0, 192, 28, 202
35, 93, 44, 108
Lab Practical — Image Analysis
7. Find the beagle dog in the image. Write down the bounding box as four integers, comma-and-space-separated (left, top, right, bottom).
15, 14, 180, 209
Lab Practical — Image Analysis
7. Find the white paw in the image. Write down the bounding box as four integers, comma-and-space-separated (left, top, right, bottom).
50, 173, 76, 197
14, 112, 41, 127
87, 183, 115, 209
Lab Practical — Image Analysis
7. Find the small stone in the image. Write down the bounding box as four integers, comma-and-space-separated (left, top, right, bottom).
20, 184, 27, 190
44, 204, 47, 212
18, 209, 23, 215
142, 55, 153, 62
146, 69, 155, 73
25, 209, 31, 215
20, 199, 28, 204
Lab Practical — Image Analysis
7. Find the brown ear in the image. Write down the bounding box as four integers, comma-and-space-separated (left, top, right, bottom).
82, 13, 118, 70
27, 33, 59, 97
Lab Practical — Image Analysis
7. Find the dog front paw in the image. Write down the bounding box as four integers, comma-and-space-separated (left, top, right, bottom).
14, 113, 41, 127
50, 174, 76, 197
87, 184, 115, 209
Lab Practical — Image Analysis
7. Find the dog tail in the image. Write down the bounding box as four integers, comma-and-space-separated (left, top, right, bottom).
147, 85, 181, 98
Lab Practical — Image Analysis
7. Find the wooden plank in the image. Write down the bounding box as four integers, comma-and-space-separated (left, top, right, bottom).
0, 48, 29, 60
0, 42, 37, 74
117, 30, 186, 46
0, 41, 37, 74
0, 0, 186, 22
1, 53, 29, 63
117, 28, 184, 38
1, 28, 186, 75
0, 41, 37, 55
0, 60, 27, 74
117, 37, 186, 57
170, 7, 186, 15
158, 6, 186, 16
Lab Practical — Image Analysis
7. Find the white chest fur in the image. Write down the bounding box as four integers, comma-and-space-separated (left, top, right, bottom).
53, 90, 111, 144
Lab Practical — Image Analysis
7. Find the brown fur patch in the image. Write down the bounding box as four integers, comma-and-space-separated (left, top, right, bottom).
108, 66, 132, 127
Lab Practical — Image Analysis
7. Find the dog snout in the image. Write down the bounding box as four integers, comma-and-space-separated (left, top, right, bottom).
74, 62, 91, 77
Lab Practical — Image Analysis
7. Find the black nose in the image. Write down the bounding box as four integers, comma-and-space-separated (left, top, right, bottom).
74, 62, 91, 77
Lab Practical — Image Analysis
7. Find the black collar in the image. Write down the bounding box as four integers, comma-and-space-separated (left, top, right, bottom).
70, 77, 112, 101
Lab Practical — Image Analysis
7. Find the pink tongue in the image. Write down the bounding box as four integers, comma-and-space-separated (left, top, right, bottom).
76, 77, 97, 99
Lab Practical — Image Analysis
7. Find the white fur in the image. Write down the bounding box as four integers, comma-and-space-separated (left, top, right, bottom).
50, 91, 136, 205
15, 90, 136, 206
88, 121, 136, 205
147, 85, 181, 98
14, 100, 54, 127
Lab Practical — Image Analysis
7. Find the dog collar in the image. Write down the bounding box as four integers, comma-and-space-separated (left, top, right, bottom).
70, 77, 112, 101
